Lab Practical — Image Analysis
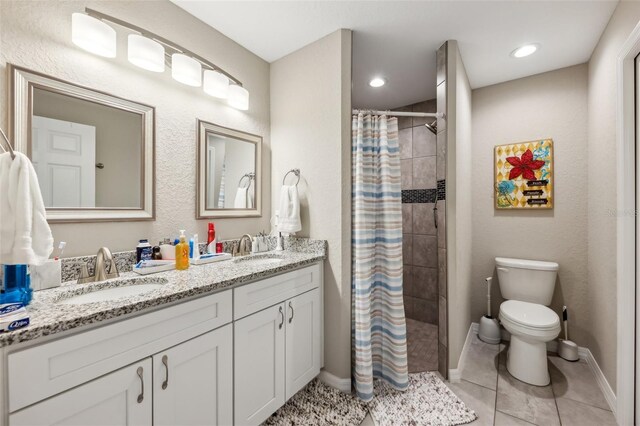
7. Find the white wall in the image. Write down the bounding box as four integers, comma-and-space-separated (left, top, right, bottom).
270, 29, 352, 380
471, 64, 588, 356
446, 41, 473, 369
587, 1, 640, 391
0, 0, 271, 256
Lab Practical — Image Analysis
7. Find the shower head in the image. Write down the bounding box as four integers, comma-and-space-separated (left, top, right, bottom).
425, 120, 437, 135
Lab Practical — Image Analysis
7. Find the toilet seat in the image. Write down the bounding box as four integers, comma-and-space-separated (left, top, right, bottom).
500, 300, 560, 331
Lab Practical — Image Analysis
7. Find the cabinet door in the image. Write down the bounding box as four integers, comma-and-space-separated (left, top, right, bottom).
153, 325, 233, 426
285, 288, 322, 399
10, 359, 152, 426
234, 303, 286, 426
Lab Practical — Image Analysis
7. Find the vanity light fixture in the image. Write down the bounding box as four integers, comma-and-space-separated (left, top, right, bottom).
171, 54, 202, 87
71, 13, 116, 58
203, 70, 230, 99
70, 8, 250, 110
369, 77, 386, 88
228, 85, 249, 111
511, 44, 539, 58
127, 34, 165, 73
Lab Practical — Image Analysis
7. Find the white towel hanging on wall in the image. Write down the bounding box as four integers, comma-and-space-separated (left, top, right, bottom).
0, 152, 53, 265
277, 185, 301, 234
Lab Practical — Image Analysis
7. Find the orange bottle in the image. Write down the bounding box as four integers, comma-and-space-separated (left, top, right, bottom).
175, 230, 190, 270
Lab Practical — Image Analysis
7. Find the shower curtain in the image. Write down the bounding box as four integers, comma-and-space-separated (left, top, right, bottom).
352, 113, 408, 401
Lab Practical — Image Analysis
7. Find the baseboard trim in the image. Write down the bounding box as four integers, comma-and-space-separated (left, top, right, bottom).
456, 323, 617, 416
582, 347, 617, 418
448, 323, 478, 383
318, 369, 351, 393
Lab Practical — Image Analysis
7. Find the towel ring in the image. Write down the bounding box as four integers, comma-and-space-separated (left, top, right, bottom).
238, 172, 255, 189
0, 128, 16, 160
282, 168, 300, 186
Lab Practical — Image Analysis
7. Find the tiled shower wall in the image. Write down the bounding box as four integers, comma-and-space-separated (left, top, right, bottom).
398, 99, 440, 324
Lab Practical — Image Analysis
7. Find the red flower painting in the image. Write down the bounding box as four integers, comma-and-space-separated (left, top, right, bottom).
506, 149, 545, 180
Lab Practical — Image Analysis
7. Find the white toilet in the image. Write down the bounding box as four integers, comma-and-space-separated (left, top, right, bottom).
496, 257, 561, 386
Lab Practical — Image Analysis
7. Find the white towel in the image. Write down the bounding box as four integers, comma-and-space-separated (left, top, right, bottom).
277, 185, 301, 234
0, 152, 53, 265
234, 186, 253, 209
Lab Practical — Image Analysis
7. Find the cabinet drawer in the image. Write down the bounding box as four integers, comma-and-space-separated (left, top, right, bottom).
8, 290, 232, 412
234, 263, 321, 320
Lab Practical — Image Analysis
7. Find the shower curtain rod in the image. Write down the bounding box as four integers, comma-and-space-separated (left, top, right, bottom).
352, 109, 444, 119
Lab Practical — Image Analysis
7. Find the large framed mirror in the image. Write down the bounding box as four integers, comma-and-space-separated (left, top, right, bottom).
197, 120, 262, 218
9, 65, 155, 222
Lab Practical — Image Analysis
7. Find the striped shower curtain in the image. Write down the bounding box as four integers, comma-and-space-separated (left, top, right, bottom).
352, 113, 409, 401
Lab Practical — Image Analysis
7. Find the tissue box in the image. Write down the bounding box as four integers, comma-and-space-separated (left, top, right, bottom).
30, 259, 62, 291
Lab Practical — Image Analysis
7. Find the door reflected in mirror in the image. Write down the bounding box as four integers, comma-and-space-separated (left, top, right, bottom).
11, 65, 155, 222
32, 87, 143, 209
197, 120, 262, 218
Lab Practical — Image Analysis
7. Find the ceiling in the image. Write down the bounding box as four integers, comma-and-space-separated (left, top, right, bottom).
173, 1, 617, 109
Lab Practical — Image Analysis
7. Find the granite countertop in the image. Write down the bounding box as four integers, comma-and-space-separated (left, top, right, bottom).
1, 243, 326, 348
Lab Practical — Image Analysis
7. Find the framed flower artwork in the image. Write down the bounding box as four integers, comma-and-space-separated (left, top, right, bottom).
494, 139, 553, 209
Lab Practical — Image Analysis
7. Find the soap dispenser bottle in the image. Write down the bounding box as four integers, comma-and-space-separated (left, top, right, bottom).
175, 230, 190, 270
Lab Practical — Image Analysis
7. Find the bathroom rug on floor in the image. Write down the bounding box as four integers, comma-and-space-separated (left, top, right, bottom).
367, 372, 477, 426
262, 379, 368, 426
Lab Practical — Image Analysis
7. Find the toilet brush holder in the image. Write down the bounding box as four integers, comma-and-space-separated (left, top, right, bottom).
478, 276, 501, 344
558, 339, 579, 361
479, 315, 501, 344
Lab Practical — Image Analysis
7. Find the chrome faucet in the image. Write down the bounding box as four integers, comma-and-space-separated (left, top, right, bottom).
232, 234, 253, 257
77, 247, 120, 284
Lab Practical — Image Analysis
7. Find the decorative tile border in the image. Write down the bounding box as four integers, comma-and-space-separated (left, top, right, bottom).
402, 189, 436, 204
437, 179, 446, 201
402, 180, 446, 204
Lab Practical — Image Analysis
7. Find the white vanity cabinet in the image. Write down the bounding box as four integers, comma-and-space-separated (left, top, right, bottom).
2, 261, 323, 426
234, 264, 323, 426
153, 325, 233, 426
10, 358, 153, 426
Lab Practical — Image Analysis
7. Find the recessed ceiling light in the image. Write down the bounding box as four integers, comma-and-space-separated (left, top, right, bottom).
511, 44, 539, 58
369, 77, 386, 88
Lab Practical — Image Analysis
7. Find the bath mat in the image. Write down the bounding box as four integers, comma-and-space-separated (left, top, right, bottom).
368, 372, 478, 426
262, 379, 367, 426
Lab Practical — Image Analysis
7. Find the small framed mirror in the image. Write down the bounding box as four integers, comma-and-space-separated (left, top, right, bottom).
9, 65, 155, 222
197, 119, 262, 218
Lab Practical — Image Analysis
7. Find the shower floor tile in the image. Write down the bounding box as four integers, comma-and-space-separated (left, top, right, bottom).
406, 318, 438, 372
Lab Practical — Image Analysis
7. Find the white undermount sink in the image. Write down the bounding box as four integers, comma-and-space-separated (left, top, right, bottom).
234, 254, 284, 267
58, 279, 166, 305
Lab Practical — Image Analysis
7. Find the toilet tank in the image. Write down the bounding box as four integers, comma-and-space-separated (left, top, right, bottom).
495, 257, 559, 305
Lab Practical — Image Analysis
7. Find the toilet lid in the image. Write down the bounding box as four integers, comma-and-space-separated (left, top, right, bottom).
500, 300, 560, 329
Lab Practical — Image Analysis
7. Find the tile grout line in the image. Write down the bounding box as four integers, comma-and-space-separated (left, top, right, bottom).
493, 344, 500, 426
548, 364, 563, 426
554, 395, 614, 413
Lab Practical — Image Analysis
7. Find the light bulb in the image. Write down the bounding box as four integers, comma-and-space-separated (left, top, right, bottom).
203, 70, 230, 99
511, 44, 539, 58
228, 85, 249, 110
128, 34, 164, 72
71, 13, 116, 58
171, 54, 202, 87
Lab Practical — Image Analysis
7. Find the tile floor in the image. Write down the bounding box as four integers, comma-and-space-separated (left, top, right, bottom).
406, 318, 439, 373
446, 333, 617, 426
361, 332, 615, 425
362, 331, 614, 425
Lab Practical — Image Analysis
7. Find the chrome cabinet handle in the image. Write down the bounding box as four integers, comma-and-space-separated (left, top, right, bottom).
136, 367, 144, 403
278, 306, 284, 329
162, 355, 169, 390
288, 301, 294, 323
